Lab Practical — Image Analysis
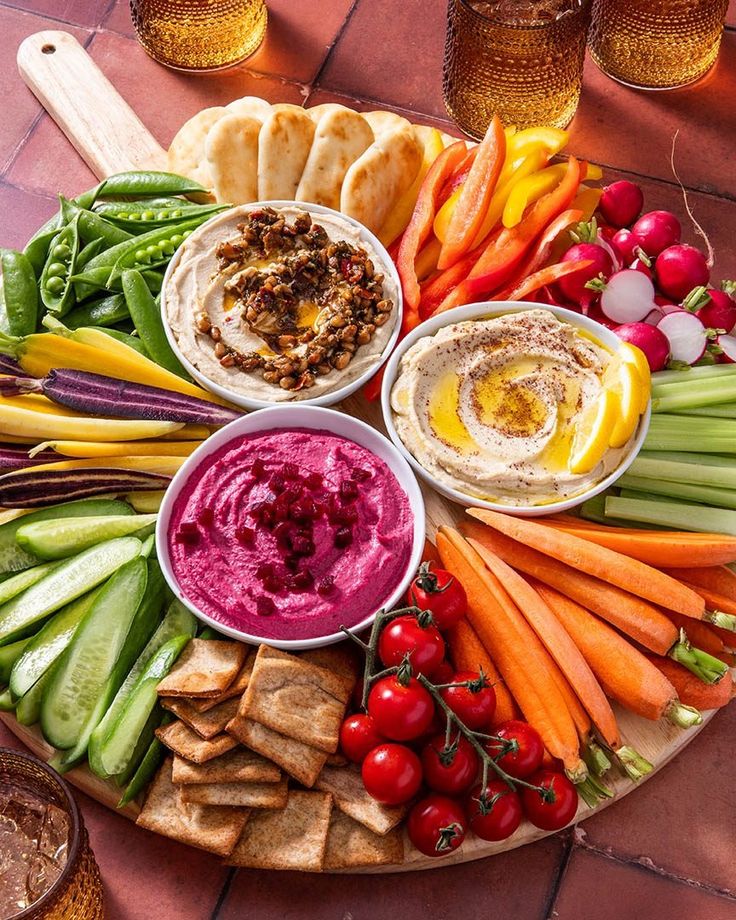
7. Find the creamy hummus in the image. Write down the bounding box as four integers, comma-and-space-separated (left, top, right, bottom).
163, 205, 399, 401
390, 309, 631, 506
168, 428, 414, 641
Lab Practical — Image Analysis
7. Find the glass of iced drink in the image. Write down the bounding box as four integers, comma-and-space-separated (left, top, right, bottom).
0, 749, 104, 920
443, 0, 592, 137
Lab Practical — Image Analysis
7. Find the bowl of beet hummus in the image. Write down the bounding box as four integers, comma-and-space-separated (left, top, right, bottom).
157, 406, 425, 649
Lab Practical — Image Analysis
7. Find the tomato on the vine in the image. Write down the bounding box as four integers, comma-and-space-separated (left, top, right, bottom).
521, 770, 578, 830
486, 721, 544, 779
378, 613, 445, 677
367, 675, 435, 741
432, 660, 455, 684
421, 733, 479, 796
339, 713, 386, 764
407, 795, 467, 858
465, 781, 522, 842
362, 743, 422, 805
439, 671, 496, 730
407, 562, 467, 630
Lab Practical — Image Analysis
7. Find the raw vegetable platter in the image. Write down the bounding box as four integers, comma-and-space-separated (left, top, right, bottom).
0, 28, 734, 874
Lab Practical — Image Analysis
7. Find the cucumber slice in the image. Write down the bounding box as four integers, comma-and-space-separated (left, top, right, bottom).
0, 688, 15, 711
0, 498, 133, 575
15, 669, 51, 725
118, 731, 167, 807
0, 636, 33, 684
16, 513, 157, 561
140, 534, 155, 558
41, 557, 148, 750
0, 536, 142, 646
0, 562, 62, 606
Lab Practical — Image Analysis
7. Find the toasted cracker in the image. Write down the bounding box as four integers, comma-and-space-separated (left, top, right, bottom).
301, 643, 360, 686
180, 776, 289, 809
157, 639, 247, 698
323, 808, 404, 870
241, 646, 352, 753
227, 790, 332, 871
363, 110, 411, 137
205, 114, 260, 205
325, 751, 349, 767
258, 107, 316, 201
160, 696, 240, 740
172, 749, 281, 785
225, 95, 272, 122
226, 716, 327, 787
155, 720, 238, 764
136, 759, 248, 856
167, 107, 226, 186
188, 649, 256, 713
296, 108, 374, 210
316, 764, 407, 835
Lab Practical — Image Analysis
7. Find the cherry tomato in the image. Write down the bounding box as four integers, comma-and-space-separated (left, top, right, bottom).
339, 713, 386, 764
521, 770, 578, 831
407, 562, 467, 630
367, 676, 435, 741
421, 733, 479, 796
439, 671, 496, 730
378, 614, 445, 677
362, 743, 422, 805
486, 721, 544, 779
408, 794, 467, 858
465, 781, 522, 842
432, 660, 455, 684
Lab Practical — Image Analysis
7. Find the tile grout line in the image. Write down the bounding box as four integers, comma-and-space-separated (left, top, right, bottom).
308, 0, 362, 95
210, 867, 237, 920
542, 830, 575, 920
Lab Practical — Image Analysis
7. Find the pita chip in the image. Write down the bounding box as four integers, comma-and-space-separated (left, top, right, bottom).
226, 95, 272, 122
189, 648, 256, 713
204, 114, 260, 204
301, 643, 360, 686
160, 696, 240, 740
363, 110, 411, 137
172, 749, 281, 785
323, 808, 404, 870
156, 720, 238, 764
180, 776, 289, 809
156, 639, 247, 698
258, 107, 316, 201
168, 106, 227, 186
316, 764, 407, 835
226, 716, 327, 788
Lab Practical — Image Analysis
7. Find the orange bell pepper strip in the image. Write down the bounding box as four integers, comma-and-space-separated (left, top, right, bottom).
438, 145, 478, 204
419, 239, 492, 319
493, 259, 594, 302
437, 116, 506, 270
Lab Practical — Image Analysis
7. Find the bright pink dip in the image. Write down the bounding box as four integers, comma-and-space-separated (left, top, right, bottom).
168, 428, 414, 640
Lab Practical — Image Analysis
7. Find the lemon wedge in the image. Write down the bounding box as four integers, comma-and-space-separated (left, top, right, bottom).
608, 360, 645, 448
568, 389, 618, 475
619, 343, 651, 414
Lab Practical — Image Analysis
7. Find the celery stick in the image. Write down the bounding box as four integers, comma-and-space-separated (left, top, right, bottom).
627, 456, 736, 489
670, 404, 736, 419
651, 378, 736, 412
618, 488, 676, 503
579, 493, 661, 528
618, 474, 736, 509
637, 451, 735, 467
605, 496, 736, 535
653, 364, 736, 386
648, 415, 736, 436
644, 434, 736, 453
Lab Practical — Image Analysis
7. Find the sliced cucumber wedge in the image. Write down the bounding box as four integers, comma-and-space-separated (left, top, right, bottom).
0, 688, 15, 711
0, 636, 33, 685
15, 669, 51, 725
118, 730, 167, 807
0, 562, 61, 606
16, 513, 157, 561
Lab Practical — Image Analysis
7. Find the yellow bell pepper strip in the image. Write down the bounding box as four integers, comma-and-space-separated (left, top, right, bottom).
506, 126, 569, 159
493, 259, 595, 303
437, 116, 506, 270
415, 237, 442, 282
31, 439, 203, 458
502, 163, 568, 228
572, 186, 603, 222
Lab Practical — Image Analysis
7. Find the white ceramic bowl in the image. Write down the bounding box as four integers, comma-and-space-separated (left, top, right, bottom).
160, 201, 403, 411
156, 405, 425, 650
380, 301, 651, 517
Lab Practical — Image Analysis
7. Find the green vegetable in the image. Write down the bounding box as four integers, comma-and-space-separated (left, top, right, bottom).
0, 636, 32, 684
16, 513, 157, 561
118, 730, 167, 806
15, 670, 49, 724
94, 197, 193, 218
97, 171, 207, 199
75, 237, 105, 271
604, 495, 736, 536
122, 270, 188, 377
60, 196, 132, 249
618, 474, 736, 510
65, 293, 129, 329
1, 249, 39, 335
0, 562, 61, 606
40, 216, 80, 316
644, 415, 736, 454
91, 326, 149, 356
0, 688, 15, 711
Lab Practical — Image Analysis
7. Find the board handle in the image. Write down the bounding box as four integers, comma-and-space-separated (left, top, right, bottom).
17, 30, 167, 180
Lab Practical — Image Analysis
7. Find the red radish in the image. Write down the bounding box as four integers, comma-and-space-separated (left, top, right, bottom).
585, 305, 618, 330
697, 288, 736, 333
615, 322, 670, 371
600, 269, 657, 323
643, 308, 664, 325
632, 211, 681, 257
599, 180, 644, 228
630, 256, 653, 278
717, 334, 736, 363
555, 243, 613, 309
658, 311, 707, 365
655, 245, 710, 301
654, 293, 680, 311
611, 228, 638, 263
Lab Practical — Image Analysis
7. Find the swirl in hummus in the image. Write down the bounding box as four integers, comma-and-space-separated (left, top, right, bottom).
390, 309, 634, 506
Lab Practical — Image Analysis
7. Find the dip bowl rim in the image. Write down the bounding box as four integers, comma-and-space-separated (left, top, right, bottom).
156, 405, 426, 650
379, 300, 652, 517
159, 200, 403, 411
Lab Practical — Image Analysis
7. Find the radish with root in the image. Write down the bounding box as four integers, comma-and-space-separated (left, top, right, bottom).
632, 211, 682, 257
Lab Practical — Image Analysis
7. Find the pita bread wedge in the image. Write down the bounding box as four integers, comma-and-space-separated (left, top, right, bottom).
156, 639, 247, 698
160, 696, 240, 740
227, 790, 332, 870
305, 102, 352, 124
168, 106, 227, 186
363, 110, 411, 137
226, 95, 272, 122
316, 764, 407, 835
172, 748, 281, 785
258, 107, 316, 201
136, 759, 249, 857
296, 108, 374, 209
340, 125, 423, 234
189, 649, 256, 713
180, 776, 289, 809
156, 720, 238, 763
226, 716, 327, 787
323, 808, 404, 870
204, 114, 260, 205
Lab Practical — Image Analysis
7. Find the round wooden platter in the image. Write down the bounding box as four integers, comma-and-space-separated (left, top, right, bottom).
6, 28, 722, 872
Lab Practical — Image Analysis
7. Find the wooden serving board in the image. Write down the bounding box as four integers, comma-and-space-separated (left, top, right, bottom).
10, 31, 721, 872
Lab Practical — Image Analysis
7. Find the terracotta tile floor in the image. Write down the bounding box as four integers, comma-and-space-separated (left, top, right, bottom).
1, 2, 736, 918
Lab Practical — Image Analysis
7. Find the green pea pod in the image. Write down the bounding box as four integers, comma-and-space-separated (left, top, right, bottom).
24, 223, 61, 278
1, 249, 39, 336
144, 271, 164, 294
76, 238, 105, 271
92, 326, 149, 357
94, 197, 196, 218
122, 270, 187, 377
65, 293, 129, 329
98, 203, 227, 233
39, 217, 80, 316
97, 171, 208, 199
61, 196, 132, 249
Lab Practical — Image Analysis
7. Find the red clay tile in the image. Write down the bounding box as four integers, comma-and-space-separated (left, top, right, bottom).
0, 182, 58, 250
0, 718, 28, 751
553, 848, 736, 920
727, 0, 735, 28
5, 116, 98, 198
2, 0, 110, 28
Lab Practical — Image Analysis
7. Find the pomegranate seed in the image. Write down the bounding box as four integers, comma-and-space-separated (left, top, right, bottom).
176, 522, 199, 545
317, 575, 335, 596
251, 457, 266, 479
293, 569, 314, 589
305, 471, 323, 489
283, 462, 299, 478
264, 574, 284, 593
334, 527, 353, 548
284, 554, 300, 571
291, 534, 315, 556
236, 526, 255, 545
351, 467, 372, 482
273, 521, 293, 547
197, 507, 214, 526
256, 562, 275, 580
270, 474, 286, 493
256, 595, 275, 616
339, 479, 359, 502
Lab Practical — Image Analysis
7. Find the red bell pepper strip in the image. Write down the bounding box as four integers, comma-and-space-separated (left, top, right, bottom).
492, 259, 594, 302
419, 238, 492, 319
437, 116, 506, 270
438, 145, 478, 205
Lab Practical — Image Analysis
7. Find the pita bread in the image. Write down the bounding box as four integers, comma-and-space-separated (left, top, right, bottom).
440, 129, 464, 147
155, 720, 238, 763
315, 764, 407, 835
296, 108, 374, 209
180, 776, 289, 809
258, 107, 316, 201
363, 111, 411, 137
225, 95, 272, 122
305, 102, 352, 123
156, 639, 247, 698
167, 106, 226, 186
323, 808, 404, 870
136, 759, 248, 856
172, 749, 281, 785
189, 649, 256, 713
160, 696, 240, 740
227, 790, 332, 870
340, 125, 423, 234
226, 716, 327, 787
204, 114, 260, 205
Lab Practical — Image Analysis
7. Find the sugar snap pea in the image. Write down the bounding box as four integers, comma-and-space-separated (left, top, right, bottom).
40, 217, 80, 316
97, 202, 227, 233
76, 238, 105, 270
93, 326, 149, 357
94, 197, 194, 218
97, 171, 207, 199
122, 270, 187, 376
1, 249, 39, 336
23, 183, 103, 276
61, 197, 132, 249
65, 293, 129, 329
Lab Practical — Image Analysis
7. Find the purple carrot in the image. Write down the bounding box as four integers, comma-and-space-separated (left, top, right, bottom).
0, 444, 59, 472
0, 369, 242, 427
0, 355, 29, 377
0, 468, 171, 507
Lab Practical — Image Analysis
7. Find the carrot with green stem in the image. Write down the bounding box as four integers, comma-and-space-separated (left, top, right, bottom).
665, 566, 736, 601
662, 610, 734, 665
643, 655, 734, 711
678, 582, 736, 631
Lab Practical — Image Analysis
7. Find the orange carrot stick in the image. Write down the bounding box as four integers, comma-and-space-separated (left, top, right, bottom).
422, 537, 442, 568
664, 566, 736, 603
643, 655, 734, 711
662, 610, 733, 664
679, 583, 736, 631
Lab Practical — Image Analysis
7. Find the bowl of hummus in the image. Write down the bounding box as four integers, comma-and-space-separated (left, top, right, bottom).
156, 406, 425, 650
382, 303, 651, 515
160, 202, 402, 410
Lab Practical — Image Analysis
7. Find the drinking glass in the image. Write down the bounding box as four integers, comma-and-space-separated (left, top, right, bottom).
442, 0, 592, 138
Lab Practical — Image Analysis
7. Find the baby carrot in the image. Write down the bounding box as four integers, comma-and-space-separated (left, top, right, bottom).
445, 618, 518, 724
664, 566, 736, 603
644, 655, 734, 711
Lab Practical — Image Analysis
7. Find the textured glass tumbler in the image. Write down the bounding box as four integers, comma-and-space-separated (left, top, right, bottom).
443, 0, 592, 137
130, 0, 267, 71
1, 749, 104, 920
589, 0, 728, 89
